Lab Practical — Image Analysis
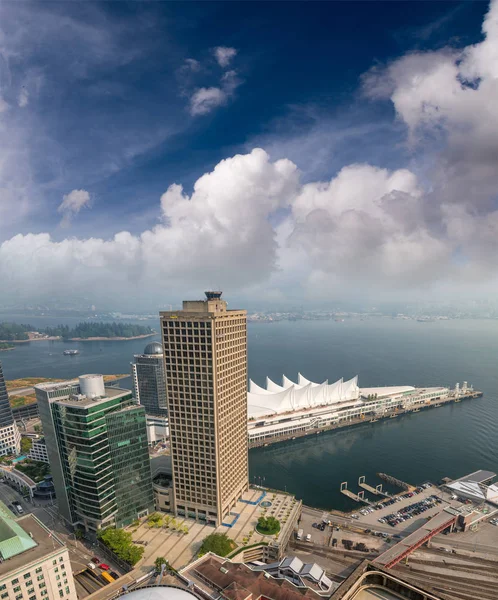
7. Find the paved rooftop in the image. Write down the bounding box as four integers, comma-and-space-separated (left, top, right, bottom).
0, 514, 65, 576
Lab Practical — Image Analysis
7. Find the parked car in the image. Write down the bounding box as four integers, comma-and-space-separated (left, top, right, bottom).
99, 564, 110, 571
87, 563, 97, 570
110, 572, 119, 580
92, 557, 100, 564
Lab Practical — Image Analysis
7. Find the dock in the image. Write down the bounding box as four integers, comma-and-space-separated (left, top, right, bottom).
358, 476, 390, 497
340, 481, 371, 504
377, 472, 414, 491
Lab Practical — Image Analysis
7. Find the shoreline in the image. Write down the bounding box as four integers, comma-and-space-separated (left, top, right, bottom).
0, 332, 156, 344
67, 333, 156, 342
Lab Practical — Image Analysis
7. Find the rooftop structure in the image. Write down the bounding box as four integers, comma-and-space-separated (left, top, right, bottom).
0, 503, 78, 600
0, 361, 21, 456
444, 470, 498, 505
36, 375, 154, 532
182, 553, 325, 600
160, 292, 248, 526
253, 556, 335, 596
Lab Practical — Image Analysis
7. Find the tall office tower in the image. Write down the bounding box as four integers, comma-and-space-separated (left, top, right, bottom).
131, 342, 168, 416
0, 502, 78, 600
0, 361, 21, 456
36, 374, 154, 533
160, 291, 248, 525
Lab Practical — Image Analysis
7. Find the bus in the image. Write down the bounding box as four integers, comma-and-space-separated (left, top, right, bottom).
101, 572, 115, 584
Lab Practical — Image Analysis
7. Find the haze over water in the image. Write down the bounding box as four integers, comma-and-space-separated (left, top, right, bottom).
2, 317, 497, 511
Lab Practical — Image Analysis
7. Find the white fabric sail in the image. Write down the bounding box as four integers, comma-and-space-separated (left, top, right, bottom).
282, 375, 297, 389
249, 380, 272, 395
266, 377, 286, 393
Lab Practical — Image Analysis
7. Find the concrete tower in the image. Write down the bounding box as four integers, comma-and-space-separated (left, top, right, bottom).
160, 291, 248, 525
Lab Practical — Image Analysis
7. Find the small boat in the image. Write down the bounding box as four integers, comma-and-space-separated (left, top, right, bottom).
454, 399, 460, 403
370, 419, 379, 423
63, 349, 80, 356
390, 414, 398, 418
413, 408, 420, 412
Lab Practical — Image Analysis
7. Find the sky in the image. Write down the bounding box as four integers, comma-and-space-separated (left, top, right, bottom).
1, 0, 497, 311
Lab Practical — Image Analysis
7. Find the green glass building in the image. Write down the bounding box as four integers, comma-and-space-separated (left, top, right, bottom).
36, 375, 154, 533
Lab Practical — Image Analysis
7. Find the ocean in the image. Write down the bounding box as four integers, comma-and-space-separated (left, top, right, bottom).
2, 316, 497, 511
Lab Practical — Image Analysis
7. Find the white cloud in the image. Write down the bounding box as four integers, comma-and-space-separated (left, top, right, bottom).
18, 88, 29, 107
189, 70, 242, 116
0, 97, 9, 113
213, 46, 237, 68
58, 189, 91, 226
184, 58, 201, 72
189, 87, 227, 115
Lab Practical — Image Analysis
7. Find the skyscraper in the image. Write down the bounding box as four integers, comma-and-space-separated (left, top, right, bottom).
131, 342, 168, 416
0, 361, 21, 456
36, 374, 154, 533
160, 291, 248, 526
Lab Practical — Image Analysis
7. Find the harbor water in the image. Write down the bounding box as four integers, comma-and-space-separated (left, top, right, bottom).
1, 316, 498, 511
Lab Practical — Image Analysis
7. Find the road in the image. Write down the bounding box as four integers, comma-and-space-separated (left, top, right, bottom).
0, 481, 31, 513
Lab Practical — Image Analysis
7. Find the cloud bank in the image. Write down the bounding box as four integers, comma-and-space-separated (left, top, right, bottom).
2, 1, 498, 308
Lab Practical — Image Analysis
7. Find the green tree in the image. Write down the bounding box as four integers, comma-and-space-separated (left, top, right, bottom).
256, 516, 280, 535
154, 557, 169, 573
33, 425, 41, 433
98, 528, 144, 566
199, 533, 235, 557
20, 437, 32, 454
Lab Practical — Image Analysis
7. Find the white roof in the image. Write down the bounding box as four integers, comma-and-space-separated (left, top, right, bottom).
123, 588, 198, 600
248, 374, 360, 419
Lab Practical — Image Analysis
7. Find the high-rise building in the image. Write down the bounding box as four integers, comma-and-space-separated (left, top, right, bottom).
160, 291, 248, 526
36, 374, 154, 533
0, 502, 77, 600
131, 342, 168, 417
0, 361, 21, 456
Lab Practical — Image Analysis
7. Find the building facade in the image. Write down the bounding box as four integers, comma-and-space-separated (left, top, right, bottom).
0, 361, 21, 457
160, 291, 249, 525
27, 438, 49, 464
36, 375, 154, 533
131, 342, 168, 417
0, 503, 77, 600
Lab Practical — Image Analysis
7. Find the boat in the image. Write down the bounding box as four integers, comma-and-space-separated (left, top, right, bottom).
454, 399, 461, 403
413, 408, 420, 413
389, 414, 398, 418
370, 419, 379, 423
63, 349, 80, 356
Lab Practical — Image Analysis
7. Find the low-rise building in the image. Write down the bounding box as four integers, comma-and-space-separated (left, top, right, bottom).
27, 438, 49, 463
0, 502, 77, 600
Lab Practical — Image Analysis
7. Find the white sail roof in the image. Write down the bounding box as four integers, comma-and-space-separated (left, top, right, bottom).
248, 373, 360, 418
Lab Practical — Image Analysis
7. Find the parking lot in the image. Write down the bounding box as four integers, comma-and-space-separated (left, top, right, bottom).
350, 484, 450, 535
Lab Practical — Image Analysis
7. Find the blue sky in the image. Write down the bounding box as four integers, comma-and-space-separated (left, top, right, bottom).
1, 0, 497, 309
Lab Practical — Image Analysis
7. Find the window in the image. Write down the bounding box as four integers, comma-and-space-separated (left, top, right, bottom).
15, 595, 22, 600
29, 596, 36, 600
0, 586, 5, 592
56, 576, 60, 581
28, 589, 34, 595
53, 560, 57, 566
23, 574, 31, 580
35, 569, 42, 575
65, 588, 69, 594
11, 581, 18, 586
13, 588, 20, 594
37, 576, 44, 582
59, 591, 64, 598
1, 593, 8, 599
59, 558, 63, 563
26, 582, 33, 588
54, 569, 58, 574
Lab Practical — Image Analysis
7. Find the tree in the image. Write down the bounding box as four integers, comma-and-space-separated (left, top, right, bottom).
20, 437, 32, 454
98, 528, 144, 566
199, 533, 235, 557
154, 557, 169, 573
33, 425, 41, 433
256, 516, 280, 535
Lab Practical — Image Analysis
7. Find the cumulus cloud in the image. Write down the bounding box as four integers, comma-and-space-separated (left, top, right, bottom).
213, 46, 237, 68
58, 189, 91, 226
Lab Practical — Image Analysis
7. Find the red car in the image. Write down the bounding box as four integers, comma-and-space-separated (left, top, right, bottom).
99, 564, 110, 571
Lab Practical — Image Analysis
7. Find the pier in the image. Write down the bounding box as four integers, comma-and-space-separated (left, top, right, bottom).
248, 390, 483, 449
340, 481, 371, 504
358, 476, 390, 497
377, 473, 414, 491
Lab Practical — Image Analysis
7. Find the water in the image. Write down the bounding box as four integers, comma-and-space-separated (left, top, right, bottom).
1, 316, 498, 512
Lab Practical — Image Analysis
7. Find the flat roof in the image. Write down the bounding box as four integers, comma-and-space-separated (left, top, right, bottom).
450, 470, 496, 485
57, 386, 129, 407
0, 514, 65, 577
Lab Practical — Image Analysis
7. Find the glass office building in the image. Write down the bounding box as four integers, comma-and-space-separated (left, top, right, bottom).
131, 342, 168, 417
0, 361, 21, 456
36, 375, 154, 532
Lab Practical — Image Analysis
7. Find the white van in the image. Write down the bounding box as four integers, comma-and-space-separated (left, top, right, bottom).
305, 533, 311, 542
296, 528, 303, 540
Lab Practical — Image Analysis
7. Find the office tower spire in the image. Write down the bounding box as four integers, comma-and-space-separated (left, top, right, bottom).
160, 291, 248, 525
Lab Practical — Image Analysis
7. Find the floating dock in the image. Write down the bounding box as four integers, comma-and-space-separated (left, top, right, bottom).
358, 476, 390, 497
340, 481, 371, 504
